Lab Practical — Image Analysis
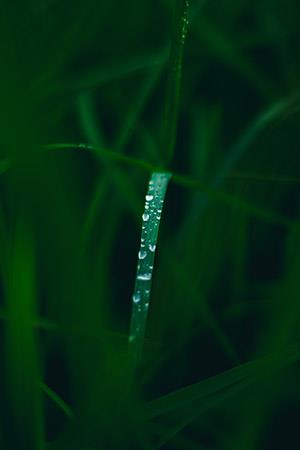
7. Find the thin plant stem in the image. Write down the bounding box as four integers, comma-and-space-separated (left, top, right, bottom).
162, 0, 190, 165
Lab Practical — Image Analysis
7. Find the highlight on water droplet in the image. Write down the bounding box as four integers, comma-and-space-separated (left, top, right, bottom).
142, 213, 150, 221
138, 249, 147, 260
146, 195, 154, 201
149, 244, 156, 252
133, 292, 141, 303
137, 273, 152, 281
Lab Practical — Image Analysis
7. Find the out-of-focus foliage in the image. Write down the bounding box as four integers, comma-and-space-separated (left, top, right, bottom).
0, 0, 300, 449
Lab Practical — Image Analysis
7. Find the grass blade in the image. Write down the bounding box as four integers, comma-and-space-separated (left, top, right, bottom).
145, 345, 300, 419
43, 143, 296, 227
129, 172, 171, 371
154, 382, 250, 449
41, 383, 73, 419
4, 222, 44, 450
163, 0, 190, 165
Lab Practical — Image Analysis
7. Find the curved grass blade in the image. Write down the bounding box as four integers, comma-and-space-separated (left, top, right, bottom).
145, 345, 300, 420
153, 381, 250, 449
177, 95, 300, 243
163, 0, 190, 165
129, 172, 171, 371
193, 19, 275, 100
217, 97, 298, 185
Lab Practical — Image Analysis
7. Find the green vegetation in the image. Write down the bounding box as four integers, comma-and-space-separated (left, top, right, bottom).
0, 0, 300, 449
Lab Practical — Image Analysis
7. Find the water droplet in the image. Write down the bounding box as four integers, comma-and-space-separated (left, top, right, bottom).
78, 143, 92, 149
129, 335, 135, 343
133, 293, 141, 303
149, 244, 156, 252
143, 213, 150, 221
138, 250, 147, 260
146, 195, 153, 201
137, 273, 152, 281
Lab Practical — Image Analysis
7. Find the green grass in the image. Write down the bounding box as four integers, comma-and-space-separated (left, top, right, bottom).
129, 171, 171, 373
1, 0, 300, 449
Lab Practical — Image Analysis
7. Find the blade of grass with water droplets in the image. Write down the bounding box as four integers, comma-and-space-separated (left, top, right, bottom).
129, 172, 171, 371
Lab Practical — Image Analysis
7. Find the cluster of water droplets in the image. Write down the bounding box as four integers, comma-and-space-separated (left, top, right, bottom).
129, 172, 171, 348
181, 0, 190, 45
78, 142, 93, 150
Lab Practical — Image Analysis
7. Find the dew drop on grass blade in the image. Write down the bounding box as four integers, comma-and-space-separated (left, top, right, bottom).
129, 172, 171, 371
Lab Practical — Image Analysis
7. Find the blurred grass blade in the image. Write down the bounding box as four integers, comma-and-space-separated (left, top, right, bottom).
145, 345, 300, 419
129, 172, 171, 371
43, 143, 295, 226
44, 142, 158, 171
193, 19, 275, 99
50, 0, 204, 96
41, 383, 73, 419
77, 92, 106, 148
53, 49, 168, 94
177, 96, 299, 240
154, 382, 250, 449
115, 66, 163, 152
217, 97, 298, 186
78, 68, 162, 244
4, 222, 44, 450
163, 0, 190, 165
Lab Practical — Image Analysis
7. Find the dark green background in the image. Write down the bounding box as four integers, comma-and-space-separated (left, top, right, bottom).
0, 0, 300, 449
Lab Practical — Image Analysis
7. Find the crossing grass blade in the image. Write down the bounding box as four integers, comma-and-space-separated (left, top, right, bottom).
42, 143, 297, 227
145, 345, 300, 419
